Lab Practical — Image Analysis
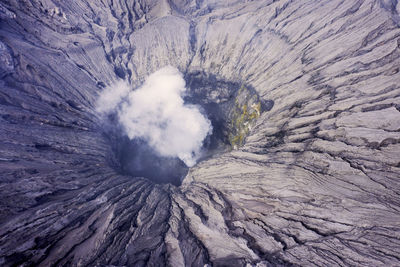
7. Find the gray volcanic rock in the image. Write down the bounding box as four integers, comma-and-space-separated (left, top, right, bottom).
1, 0, 400, 266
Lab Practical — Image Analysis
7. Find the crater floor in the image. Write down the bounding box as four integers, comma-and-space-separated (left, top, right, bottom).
1, 0, 400, 266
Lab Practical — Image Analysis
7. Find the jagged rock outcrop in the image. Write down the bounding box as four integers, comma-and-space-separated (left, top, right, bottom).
1, 0, 400, 266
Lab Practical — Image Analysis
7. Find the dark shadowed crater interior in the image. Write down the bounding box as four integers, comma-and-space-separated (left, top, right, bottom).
105, 72, 271, 186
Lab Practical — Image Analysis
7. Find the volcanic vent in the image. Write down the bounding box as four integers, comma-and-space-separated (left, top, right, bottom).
99, 67, 270, 186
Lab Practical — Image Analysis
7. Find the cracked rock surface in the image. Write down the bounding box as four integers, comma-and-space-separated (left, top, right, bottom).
1, 0, 400, 266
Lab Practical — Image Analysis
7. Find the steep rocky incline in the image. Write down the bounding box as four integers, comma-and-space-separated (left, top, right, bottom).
1, 0, 400, 266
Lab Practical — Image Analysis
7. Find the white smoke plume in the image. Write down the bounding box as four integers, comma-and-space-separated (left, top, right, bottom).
96, 80, 130, 114
96, 66, 212, 167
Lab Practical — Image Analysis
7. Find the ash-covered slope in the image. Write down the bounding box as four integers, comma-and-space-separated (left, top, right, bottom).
1, 0, 400, 266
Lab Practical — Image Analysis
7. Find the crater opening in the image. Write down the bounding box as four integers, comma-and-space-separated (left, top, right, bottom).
100, 68, 272, 186
113, 137, 189, 186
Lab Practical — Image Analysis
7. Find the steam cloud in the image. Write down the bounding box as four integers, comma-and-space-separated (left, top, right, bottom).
97, 66, 212, 167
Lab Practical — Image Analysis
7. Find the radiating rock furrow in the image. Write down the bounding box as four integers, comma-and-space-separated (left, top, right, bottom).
168, 195, 210, 266
1, 0, 400, 266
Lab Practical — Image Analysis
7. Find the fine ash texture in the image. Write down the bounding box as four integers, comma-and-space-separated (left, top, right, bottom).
1, 0, 400, 266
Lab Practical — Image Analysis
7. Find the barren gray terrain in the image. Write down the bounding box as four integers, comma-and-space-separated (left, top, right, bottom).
1, 0, 400, 266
